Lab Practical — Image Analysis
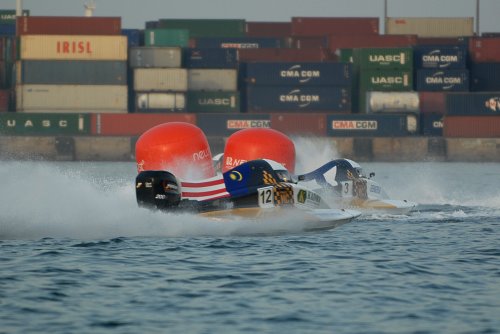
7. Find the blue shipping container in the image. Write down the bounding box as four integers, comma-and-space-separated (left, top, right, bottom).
415, 69, 469, 92
246, 86, 351, 112
446, 92, 500, 115
413, 45, 467, 69
242, 62, 352, 86
327, 114, 419, 137
197, 113, 271, 136
0, 24, 15, 36
421, 113, 443, 136
122, 29, 142, 47
184, 48, 238, 69
194, 37, 284, 49
469, 62, 500, 92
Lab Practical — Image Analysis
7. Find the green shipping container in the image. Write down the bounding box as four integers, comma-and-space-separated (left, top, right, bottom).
0, 10, 29, 24
359, 69, 413, 91
353, 47, 413, 70
187, 91, 240, 113
145, 29, 189, 47
158, 19, 246, 38
0, 113, 90, 135
339, 49, 353, 63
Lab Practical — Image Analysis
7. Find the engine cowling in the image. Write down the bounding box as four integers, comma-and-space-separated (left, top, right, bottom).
135, 170, 181, 211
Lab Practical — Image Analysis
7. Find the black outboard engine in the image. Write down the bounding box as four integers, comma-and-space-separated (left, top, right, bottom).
135, 170, 181, 211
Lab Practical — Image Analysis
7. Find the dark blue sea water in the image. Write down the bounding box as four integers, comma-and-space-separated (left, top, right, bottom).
1, 158, 499, 334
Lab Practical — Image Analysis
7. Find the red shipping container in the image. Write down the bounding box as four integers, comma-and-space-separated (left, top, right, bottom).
246, 22, 292, 37
444, 116, 500, 137
468, 37, 500, 62
328, 34, 418, 53
0, 38, 4, 61
270, 113, 327, 136
290, 36, 328, 49
16, 16, 122, 35
0, 89, 9, 111
419, 92, 447, 114
291, 17, 379, 37
238, 48, 335, 62
90, 113, 197, 136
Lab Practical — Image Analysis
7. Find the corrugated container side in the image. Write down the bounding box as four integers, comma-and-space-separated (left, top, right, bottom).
246, 86, 351, 112
270, 113, 327, 136
184, 48, 238, 69
328, 34, 418, 53
289, 36, 328, 49
353, 47, 413, 70
415, 69, 469, 92
0, 23, 15, 36
129, 47, 182, 68
16, 85, 128, 112
327, 113, 419, 136
237, 48, 335, 62
0, 38, 4, 61
188, 69, 237, 91
135, 92, 186, 112
0, 113, 90, 135
469, 62, 500, 92
419, 92, 447, 114
186, 91, 240, 112
291, 17, 379, 36
0, 36, 16, 63
444, 116, 500, 137
359, 70, 413, 91
157, 19, 246, 38
18, 60, 127, 85
196, 113, 271, 136
386, 17, 474, 37
133, 68, 188, 91
421, 113, 444, 136
366, 92, 420, 113
468, 37, 500, 62
242, 62, 351, 86
20, 35, 128, 61
413, 45, 467, 69
122, 29, 142, 47
90, 113, 197, 136
446, 92, 500, 115
16, 16, 121, 35
144, 29, 189, 47
193, 37, 284, 49
0, 89, 9, 111
245, 22, 292, 37
416, 37, 469, 46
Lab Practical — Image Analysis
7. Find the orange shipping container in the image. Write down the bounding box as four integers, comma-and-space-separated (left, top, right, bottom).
90, 113, 197, 136
20, 35, 128, 60
16, 16, 121, 35
270, 113, 327, 136
444, 116, 500, 138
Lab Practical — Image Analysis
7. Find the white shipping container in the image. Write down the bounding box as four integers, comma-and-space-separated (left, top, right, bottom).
188, 69, 238, 91
136, 93, 186, 110
367, 92, 420, 113
16, 85, 128, 112
129, 47, 182, 68
385, 17, 474, 37
20, 35, 128, 61
134, 68, 188, 91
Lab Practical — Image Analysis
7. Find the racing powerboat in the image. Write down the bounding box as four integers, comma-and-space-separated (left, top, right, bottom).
135, 159, 361, 231
298, 158, 417, 215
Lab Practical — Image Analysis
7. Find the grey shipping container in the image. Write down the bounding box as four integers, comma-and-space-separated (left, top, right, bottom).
129, 47, 182, 68
197, 113, 271, 136
413, 45, 467, 69
366, 92, 420, 113
327, 113, 419, 137
135, 92, 186, 112
183, 48, 238, 69
446, 92, 500, 115
416, 69, 469, 91
242, 62, 352, 86
134, 68, 188, 91
17, 60, 127, 85
188, 69, 237, 91
246, 86, 351, 112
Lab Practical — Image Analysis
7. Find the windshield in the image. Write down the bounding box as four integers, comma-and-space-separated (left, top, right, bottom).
276, 170, 297, 183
